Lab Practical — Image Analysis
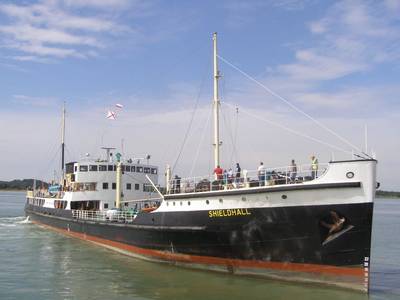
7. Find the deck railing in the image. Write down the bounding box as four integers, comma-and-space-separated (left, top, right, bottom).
167, 163, 328, 195
71, 209, 137, 223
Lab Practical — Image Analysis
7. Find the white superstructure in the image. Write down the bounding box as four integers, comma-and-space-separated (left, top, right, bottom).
27, 149, 159, 212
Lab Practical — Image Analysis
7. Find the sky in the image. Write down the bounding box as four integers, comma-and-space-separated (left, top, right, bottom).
0, 0, 399, 190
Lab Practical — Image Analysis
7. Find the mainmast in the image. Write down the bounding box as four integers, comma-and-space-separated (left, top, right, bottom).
61, 101, 66, 179
213, 32, 221, 168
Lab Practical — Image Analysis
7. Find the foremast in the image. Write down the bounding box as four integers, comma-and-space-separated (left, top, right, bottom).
213, 32, 221, 169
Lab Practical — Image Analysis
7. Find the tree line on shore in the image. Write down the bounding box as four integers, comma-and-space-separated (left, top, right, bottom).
0, 179, 48, 190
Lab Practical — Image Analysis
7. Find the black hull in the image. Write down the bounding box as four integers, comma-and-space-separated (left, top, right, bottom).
25, 201, 373, 292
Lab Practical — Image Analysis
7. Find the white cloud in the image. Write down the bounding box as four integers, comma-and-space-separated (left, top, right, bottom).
277, 49, 367, 81
0, 1, 130, 60
12, 94, 59, 107
62, 0, 131, 9
0, 103, 398, 190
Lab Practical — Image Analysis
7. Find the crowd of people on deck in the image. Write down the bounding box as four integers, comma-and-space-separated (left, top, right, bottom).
171, 155, 319, 194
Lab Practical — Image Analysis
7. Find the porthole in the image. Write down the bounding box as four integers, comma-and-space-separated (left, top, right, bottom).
206, 200, 210, 205
241, 196, 246, 201
219, 198, 223, 203
188, 201, 191, 206
281, 195, 287, 199
346, 172, 354, 179
166, 202, 169, 206
180, 201, 183, 206
173, 202, 175, 206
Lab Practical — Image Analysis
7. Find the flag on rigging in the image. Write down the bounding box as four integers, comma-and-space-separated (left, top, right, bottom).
106, 110, 116, 120
115, 103, 123, 109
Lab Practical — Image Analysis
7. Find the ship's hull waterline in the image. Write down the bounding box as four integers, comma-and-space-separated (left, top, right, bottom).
25, 195, 372, 292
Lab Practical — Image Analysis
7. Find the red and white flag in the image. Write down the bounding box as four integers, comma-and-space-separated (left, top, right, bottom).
106, 110, 116, 120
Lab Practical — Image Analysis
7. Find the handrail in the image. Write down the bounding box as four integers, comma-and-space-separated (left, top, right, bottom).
71, 209, 138, 223
167, 163, 328, 195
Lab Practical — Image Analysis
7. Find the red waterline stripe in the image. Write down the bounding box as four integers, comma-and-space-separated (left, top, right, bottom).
32, 220, 363, 278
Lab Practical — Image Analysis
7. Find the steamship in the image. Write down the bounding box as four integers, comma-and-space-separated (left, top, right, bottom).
25, 33, 376, 292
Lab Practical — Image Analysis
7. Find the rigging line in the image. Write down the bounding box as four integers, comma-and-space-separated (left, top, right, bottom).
227, 104, 240, 165
37, 146, 62, 182
223, 102, 352, 154
217, 55, 362, 153
220, 104, 238, 166
171, 66, 208, 173
190, 107, 213, 176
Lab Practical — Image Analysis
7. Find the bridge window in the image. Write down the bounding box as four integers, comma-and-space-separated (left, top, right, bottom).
74, 182, 97, 191
135, 184, 140, 190
108, 165, 115, 171
103, 182, 108, 189
144, 167, 150, 174
104, 203, 108, 209
89, 165, 98, 171
151, 168, 157, 174
79, 165, 88, 172
143, 184, 154, 192
131, 166, 136, 172
136, 166, 143, 173
99, 165, 107, 171
127, 183, 131, 190
125, 166, 131, 172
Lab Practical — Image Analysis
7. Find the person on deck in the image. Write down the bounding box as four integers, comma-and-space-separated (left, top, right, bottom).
174, 175, 181, 193
235, 163, 241, 182
227, 168, 234, 184
258, 162, 266, 185
290, 159, 297, 182
311, 155, 319, 179
214, 165, 223, 180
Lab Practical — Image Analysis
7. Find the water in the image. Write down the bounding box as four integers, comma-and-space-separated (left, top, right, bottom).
0, 191, 399, 300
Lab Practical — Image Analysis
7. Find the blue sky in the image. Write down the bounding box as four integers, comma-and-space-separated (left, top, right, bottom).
0, 0, 399, 190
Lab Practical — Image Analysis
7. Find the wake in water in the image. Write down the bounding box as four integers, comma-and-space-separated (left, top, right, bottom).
17, 216, 31, 224
0, 216, 31, 227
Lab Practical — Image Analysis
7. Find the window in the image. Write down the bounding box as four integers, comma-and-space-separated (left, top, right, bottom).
135, 183, 140, 190
79, 165, 88, 172
99, 165, 107, 171
112, 183, 116, 190
126, 183, 131, 190
89, 165, 98, 171
144, 167, 150, 174
104, 203, 109, 209
124, 202, 129, 207
136, 166, 143, 173
143, 184, 155, 193
74, 166, 77, 172
131, 166, 135, 172
151, 168, 158, 174
125, 166, 131, 172
103, 182, 108, 189
108, 165, 114, 171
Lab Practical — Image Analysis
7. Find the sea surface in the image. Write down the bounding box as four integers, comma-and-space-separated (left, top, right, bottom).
0, 191, 399, 300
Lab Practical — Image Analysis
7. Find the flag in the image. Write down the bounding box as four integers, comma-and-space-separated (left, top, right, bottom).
115, 103, 123, 109
106, 110, 116, 120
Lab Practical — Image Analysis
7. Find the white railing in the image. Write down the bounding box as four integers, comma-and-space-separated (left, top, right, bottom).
167, 163, 328, 195
71, 209, 137, 223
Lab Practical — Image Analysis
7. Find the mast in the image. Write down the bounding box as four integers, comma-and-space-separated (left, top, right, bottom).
213, 32, 221, 168
61, 101, 66, 179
